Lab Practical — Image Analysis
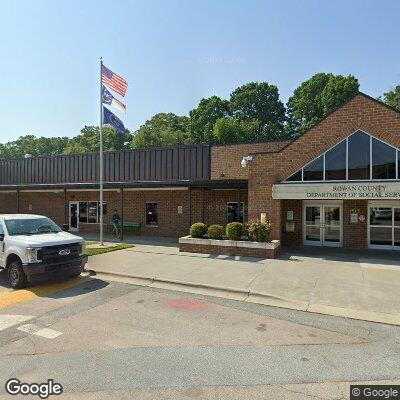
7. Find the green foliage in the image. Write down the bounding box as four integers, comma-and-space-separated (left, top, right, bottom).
0, 135, 70, 159
286, 73, 359, 137
190, 222, 207, 238
207, 224, 224, 240
213, 118, 261, 144
229, 82, 286, 140
6, 75, 400, 158
64, 126, 132, 154
85, 243, 134, 256
383, 85, 400, 112
225, 222, 243, 241
131, 113, 189, 149
245, 219, 272, 242
188, 96, 230, 144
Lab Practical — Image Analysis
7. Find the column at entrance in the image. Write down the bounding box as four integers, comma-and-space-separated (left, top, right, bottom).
303, 202, 343, 247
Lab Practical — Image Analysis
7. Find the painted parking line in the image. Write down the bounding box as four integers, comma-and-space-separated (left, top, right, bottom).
17, 324, 62, 339
0, 276, 89, 310
0, 314, 34, 331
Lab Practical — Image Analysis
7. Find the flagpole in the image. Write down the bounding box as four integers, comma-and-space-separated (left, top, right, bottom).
99, 57, 104, 246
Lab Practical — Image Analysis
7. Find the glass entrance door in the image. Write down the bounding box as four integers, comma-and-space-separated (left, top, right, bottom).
69, 201, 79, 232
323, 206, 341, 246
304, 204, 342, 247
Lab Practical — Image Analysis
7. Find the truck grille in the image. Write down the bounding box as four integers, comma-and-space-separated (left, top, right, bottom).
39, 243, 81, 263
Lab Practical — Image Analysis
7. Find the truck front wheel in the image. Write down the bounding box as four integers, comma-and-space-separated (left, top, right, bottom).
8, 259, 28, 289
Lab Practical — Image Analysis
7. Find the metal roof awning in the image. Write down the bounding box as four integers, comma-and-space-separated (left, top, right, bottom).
0, 179, 248, 192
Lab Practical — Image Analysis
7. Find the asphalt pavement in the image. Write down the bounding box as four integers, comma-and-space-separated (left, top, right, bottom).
0, 273, 399, 399
86, 240, 400, 325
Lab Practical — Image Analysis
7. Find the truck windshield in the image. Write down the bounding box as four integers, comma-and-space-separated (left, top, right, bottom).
5, 218, 62, 236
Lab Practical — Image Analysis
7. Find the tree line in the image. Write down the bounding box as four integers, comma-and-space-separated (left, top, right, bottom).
1, 73, 399, 159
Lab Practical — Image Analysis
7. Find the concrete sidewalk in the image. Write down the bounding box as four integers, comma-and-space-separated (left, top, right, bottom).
86, 242, 400, 325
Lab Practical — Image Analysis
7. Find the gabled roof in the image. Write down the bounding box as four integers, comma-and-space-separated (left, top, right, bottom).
250, 92, 400, 156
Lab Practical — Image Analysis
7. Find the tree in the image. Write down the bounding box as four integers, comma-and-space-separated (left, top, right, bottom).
213, 118, 261, 145
383, 85, 400, 112
188, 96, 230, 144
64, 126, 131, 154
131, 113, 189, 149
229, 82, 286, 139
0, 135, 69, 159
286, 73, 359, 137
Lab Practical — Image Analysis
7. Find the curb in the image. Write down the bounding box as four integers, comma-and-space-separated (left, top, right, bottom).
87, 269, 400, 326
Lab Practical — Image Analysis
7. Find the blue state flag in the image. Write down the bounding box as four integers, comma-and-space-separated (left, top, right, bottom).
103, 106, 126, 134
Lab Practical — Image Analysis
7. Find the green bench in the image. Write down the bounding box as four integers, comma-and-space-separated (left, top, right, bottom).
109, 221, 141, 235
122, 221, 141, 234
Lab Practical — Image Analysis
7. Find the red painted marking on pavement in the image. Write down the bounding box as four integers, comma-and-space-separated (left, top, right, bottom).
167, 298, 211, 311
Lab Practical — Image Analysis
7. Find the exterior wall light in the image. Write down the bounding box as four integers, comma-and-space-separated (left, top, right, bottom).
241, 156, 253, 168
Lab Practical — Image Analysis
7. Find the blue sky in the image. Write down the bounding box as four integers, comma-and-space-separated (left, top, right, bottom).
1, 0, 399, 142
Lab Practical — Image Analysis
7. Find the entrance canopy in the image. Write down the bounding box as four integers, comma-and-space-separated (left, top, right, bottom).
273, 181, 400, 200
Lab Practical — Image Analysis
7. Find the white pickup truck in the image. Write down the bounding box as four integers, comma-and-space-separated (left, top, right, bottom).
0, 214, 87, 289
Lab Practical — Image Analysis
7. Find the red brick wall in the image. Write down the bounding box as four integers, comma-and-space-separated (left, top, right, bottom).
19, 191, 66, 225
248, 94, 400, 246
123, 189, 190, 237
0, 192, 18, 213
0, 189, 248, 238
211, 141, 290, 180
279, 199, 368, 249
343, 200, 368, 250
203, 189, 248, 227
281, 200, 303, 246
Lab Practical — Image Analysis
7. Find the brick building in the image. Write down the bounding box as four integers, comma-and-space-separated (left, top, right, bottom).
1, 92, 400, 251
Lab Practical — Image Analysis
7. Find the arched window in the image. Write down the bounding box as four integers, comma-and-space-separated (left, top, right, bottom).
284, 130, 399, 182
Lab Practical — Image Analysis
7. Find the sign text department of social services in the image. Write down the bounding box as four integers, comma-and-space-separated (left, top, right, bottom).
272, 182, 400, 200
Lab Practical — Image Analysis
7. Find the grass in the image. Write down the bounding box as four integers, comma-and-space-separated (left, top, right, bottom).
85, 243, 134, 256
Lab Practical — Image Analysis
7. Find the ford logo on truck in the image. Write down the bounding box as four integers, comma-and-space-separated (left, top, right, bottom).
59, 249, 70, 256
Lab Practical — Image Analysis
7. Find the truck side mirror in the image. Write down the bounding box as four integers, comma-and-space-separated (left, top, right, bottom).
62, 224, 70, 232
0, 233, 4, 241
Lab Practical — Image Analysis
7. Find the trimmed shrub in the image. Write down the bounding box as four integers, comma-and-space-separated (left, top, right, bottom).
207, 224, 224, 240
226, 222, 243, 241
246, 219, 272, 242
190, 222, 207, 238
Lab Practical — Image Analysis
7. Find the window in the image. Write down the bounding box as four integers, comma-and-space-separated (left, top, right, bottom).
369, 206, 400, 249
325, 141, 346, 180
146, 203, 158, 226
227, 202, 244, 223
98, 202, 107, 216
79, 202, 88, 223
78, 201, 107, 224
303, 155, 323, 181
286, 170, 302, 182
283, 130, 400, 182
372, 138, 396, 179
88, 202, 98, 223
348, 130, 370, 180
5, 217, 61, 236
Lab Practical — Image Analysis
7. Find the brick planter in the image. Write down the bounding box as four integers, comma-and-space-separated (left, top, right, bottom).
179, 236, 280, 259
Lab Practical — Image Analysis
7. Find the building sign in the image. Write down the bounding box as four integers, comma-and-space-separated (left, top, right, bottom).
260, 212, 267, 223
273, 182, 400, 200
287, 211, 294, 221
286, 222, 295, 232
350, 212, 358, 224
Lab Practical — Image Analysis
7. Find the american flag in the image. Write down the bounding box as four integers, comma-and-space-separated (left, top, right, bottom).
101, 64, 128, 97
